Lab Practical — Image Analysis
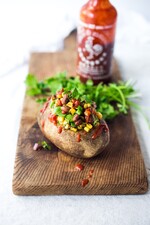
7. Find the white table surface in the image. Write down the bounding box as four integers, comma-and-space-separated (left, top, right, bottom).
0, 1, 150, 225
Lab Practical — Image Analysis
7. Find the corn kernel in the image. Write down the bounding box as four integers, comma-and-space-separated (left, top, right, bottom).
63, 120, 68, 125
67, 102, 73, 108
84, 127, 90, 132
78, 125, 83, 130
57, 116, 64, 123
86, 123, 93, 129
70, 108, 76, 115
57, 94, 62, 99
96, 112, 102, 119
84, 104, 88, 109
84, 103, 91, 109
64, 124, 69, 129
70, 127, 77, 132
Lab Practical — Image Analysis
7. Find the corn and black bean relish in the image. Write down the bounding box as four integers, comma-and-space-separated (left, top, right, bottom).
41, 89, 103, 133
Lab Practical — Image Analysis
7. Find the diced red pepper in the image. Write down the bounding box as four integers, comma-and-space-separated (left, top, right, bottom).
74, 100, 80, 108
48, 114, 57, 125
84, 108, 91, 116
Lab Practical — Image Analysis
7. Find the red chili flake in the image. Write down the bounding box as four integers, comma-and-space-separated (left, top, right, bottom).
82, 179, 89, 187
75, 163, 84, 171
77, 133, 81, 142
41, 120, 45, 128
58, 126, 62, 134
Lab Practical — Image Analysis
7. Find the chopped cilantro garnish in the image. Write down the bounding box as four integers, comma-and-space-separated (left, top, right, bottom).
38, 141, 51, 150
25, 72, 144, 121
65, 114, 74, 123
53, 106, 65, 117
76, 105, 83, 115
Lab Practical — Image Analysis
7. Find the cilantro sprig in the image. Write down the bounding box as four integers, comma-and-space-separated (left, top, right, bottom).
25, 72, 143, 120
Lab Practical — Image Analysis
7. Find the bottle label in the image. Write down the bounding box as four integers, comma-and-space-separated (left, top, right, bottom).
77, 21, 115, 80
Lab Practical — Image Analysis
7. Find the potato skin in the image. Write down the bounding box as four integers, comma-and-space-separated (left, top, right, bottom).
38, 107, 110, 158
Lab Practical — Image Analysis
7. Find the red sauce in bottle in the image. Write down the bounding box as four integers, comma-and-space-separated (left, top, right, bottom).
77, 0, 117, 84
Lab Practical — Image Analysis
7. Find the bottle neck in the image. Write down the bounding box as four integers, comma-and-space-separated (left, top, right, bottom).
88, 0, 111, 9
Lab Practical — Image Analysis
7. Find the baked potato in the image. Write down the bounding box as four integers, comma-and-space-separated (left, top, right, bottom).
38, 89, 110, 158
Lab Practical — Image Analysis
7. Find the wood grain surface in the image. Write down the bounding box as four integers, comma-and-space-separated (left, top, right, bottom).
12, 30, 148, 195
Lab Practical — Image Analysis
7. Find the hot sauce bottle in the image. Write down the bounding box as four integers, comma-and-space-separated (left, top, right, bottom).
76, 0, 117, 84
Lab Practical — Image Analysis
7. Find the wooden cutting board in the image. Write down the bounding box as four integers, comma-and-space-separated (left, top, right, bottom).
12, 31, 148, 195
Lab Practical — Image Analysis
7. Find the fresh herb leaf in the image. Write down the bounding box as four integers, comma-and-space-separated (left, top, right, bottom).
40, 141, 51, 150
65, 114, 74, 123
36, 98, 47, 105
76, 105, 83, 115
53, 106, 65, 117
25, 73, 145, 121
49, 100, 55, 108
25, 74, 38, 87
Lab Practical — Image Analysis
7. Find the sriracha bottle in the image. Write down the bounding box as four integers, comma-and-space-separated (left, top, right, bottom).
76, 0, 117, 84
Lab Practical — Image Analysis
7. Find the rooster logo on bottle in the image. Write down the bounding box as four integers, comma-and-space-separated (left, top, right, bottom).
78, 36, 107, 67
85, 36, 103, 59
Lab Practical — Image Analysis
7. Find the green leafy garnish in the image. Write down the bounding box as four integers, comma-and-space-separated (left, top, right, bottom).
25, 72, 143, 121
36, 98, 47, 105
39, 141, 51, 150
65, 114, 74, 123
25, 74, 50, 96
76, 105, 83, 115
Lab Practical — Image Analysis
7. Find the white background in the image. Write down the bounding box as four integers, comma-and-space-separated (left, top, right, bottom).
0, 1, 150, 225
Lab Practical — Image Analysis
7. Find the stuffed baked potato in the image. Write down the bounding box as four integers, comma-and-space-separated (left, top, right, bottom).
38, 89, 110, 158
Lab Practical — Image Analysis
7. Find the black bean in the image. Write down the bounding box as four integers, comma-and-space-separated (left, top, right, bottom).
73, 114, 80, 122
61, 94, 69, 105
61, 106, 70, 114
75, 119, 82, 126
